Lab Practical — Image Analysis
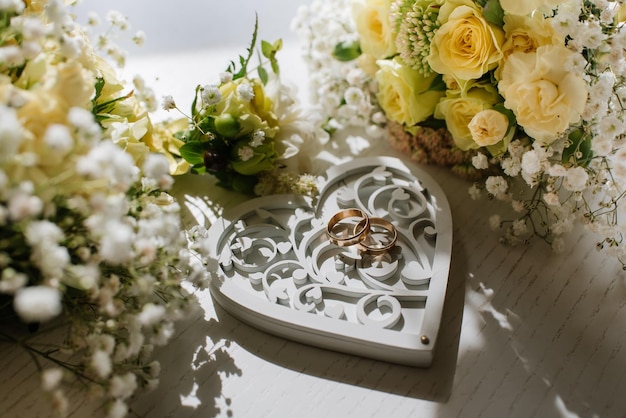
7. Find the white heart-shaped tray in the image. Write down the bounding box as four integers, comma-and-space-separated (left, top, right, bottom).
206, 156, 452, 367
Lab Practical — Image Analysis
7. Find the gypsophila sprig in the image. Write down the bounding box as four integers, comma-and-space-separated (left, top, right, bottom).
0, 1, 209, 416
152, 18, 324, 197
298, 0, 626, 267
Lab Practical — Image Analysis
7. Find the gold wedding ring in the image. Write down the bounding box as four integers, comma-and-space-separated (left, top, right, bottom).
326, 210, 398, 256
326, 208, 370, 247
355, 217, 398, 255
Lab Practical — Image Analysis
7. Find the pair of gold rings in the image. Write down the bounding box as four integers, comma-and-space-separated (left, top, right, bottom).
325, 208, 398, 255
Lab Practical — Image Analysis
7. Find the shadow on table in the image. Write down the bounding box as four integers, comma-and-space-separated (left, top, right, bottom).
210, 234, 468, 404
130, 297, 242, 418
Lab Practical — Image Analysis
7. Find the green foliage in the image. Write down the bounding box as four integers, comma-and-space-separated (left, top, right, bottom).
563, 128, 593, 167
179, 142, 206, 165
482, 0, 504, 27
332, 40, 362, 62
225, 15, 282, 85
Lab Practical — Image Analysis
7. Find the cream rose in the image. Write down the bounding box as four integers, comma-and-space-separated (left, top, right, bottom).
501, 14, 561, 58
434, 83, 500, 150
500, 0, 565, 16
468, 109, 509, 147
498, 45, 587, 144
352, 0, 397, 60
375, 56, 444, 126
428, 2, 504, 80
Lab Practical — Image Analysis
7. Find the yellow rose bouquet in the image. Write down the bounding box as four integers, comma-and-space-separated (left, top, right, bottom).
294, 0, 626, 266
155, 20, 321, 197
0, 1, 208, 416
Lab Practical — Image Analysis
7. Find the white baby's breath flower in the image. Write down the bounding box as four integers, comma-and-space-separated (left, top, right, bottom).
485, 176, 509, 199
99, 221, 134, 265
511, 219, 528, 236
613, 147, 626, 181
201, 84, 221, 106
90, 349, 112, 379
76, 141, 139, 192
468, 184, 482, 200
106, 10, 129, 30
41, 368, 64, 392
250, 130, 265, 147
238, 146, 254, 162
153, 321, 175, 345
344, 86, 365, 106
489, 214, 502, 231
13, 286, 62, 323
521, 150, 542, 175
161, 95, 176, 111
24, 220, 64, 246
138, 303, 166, 327
552, 237, 566, 253
472, 153, 489, 170
544, 192, 561, 206
143, 153, 173, 189
237, 82, 255, 101
0, 45, 24, 67
132, 30, 146, 46
87, 11, 100, 26
0, 268, 27, 294
511, 200, 525, 213
8, 192, 43, 221
0, 0, 24, 13
563, 166, 589, 192
219, 72, 233, 83
107, 399, 128, 418
43, 124, 74, 156
109, 373, 138, 400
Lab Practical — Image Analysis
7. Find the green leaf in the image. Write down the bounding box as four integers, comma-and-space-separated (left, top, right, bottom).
563, 128, 593, 167
482, 0, 504, 27
427, 74, 446, 92
258, 66, 269, 85
493, 103, 517, 127
191, 85, 201, 118
93, 77, 105, 103
270, 58, 279, 75
229, 14, 259, 80
261, 40, 273, 59
332, 40, 362, 62
179, 141, 207, 165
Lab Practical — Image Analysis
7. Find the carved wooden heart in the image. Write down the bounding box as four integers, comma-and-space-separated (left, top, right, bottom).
206, 156, 452, 367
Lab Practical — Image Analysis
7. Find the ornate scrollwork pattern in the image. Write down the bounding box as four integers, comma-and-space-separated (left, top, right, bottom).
213, 161, 440, 333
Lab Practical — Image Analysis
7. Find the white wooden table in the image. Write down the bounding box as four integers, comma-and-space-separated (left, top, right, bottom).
1, 1, 625, 417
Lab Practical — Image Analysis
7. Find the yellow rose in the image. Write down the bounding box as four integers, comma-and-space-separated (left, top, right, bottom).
150, 118, 190, 175
357, 53, 380, 78
216, 78, 279, 139
428, 2, 504, 80
468, 109, 509, 147
498, 45, 587, 144
375, 56, 444, 126
352, 0, 397, 60
434, 82, 500, 150
501, 14, 561, 58
499, 0, 565, 16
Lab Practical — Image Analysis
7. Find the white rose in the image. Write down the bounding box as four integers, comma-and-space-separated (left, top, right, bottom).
500, 0, 565, 16
468, 109, 509, 147
498, 45, 587, 144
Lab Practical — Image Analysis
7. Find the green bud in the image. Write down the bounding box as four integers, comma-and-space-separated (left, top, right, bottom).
214, 113, 241, 137
332, 41, 362, 62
